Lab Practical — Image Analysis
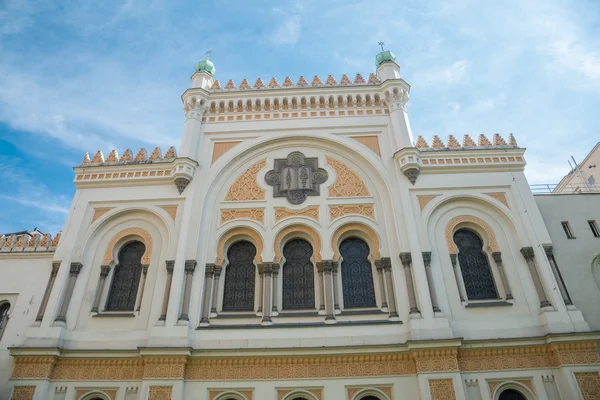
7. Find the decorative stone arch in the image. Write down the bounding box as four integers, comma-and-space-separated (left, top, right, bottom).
491, 381, 536, 400
592, 254, 600, 292
211, 390, 252, 400
77, 390, 115, 400
279, 389, 320, 400
216, 227, 264, 264
349, 387, 392, 400
103, 228, 152, 265
332, 222, 381, 261
445, 215, 499, 254
274, 224, 322, 263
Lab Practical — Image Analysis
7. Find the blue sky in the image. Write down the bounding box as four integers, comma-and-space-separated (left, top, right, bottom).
1, 0, 599, 234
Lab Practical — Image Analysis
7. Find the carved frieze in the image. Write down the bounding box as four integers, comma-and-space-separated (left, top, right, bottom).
225, 160, 266, 201
329, 204, 374, 222
274, 206, 319, 223
326, 157, 370, 197
220, 208, 264, 224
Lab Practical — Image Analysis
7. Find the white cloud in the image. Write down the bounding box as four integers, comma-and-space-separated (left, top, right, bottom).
415, 60, 469, 86
545, 40, 600, 81
269, 15, 302, 46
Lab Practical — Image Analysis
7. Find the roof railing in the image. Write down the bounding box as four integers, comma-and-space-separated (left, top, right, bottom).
530, 183, 600, 194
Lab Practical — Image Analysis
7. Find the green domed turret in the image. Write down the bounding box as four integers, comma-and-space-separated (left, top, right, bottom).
196, 58, 215, 75
376, 50, 396, 67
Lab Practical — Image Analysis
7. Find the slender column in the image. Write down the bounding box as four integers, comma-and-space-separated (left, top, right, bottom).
179, 260, 197, 322
316, 262, 326, 313
323, 261, 336, 322
91, 265, 111, 313
422, 252, 440, 312
135, 264, 149, 311
381, 258, 399, 318
271, 264, 280, 315
256, 265, 264, 316
375, 260, 389, 310
399, 253, 419, 315
210, 265, 222, 316
159, 261, 175, 321
543, 245, 572, 306
332, 261, 341, 312
199, 263, 214, 325
36, 261, 61, 321
450, 254, 467, 302
492, 252, 513, 300
55, 262, 83, 323
261, 263, 273, 324
521, 247, 552, 308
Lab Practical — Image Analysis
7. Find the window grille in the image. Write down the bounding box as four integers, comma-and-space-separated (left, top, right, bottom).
222, 241, 256, 312
339, 238, 376, 308
0, 302, 10, 340
106, 241, 145, 311
282, 239, 315, 310
453, 229, 499, 300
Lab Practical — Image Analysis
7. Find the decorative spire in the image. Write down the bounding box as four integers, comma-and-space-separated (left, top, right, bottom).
311, 75, 323, 86
120, 149, 133, 162
105, 149, 119, 162
282, 77, 294, 87
82, 152, 91, 165
463, 135, 476, 147
238, 78, 250, 89
368, 73, 380, 84
353, 73, 366, 84
340, 74, 352, 85
447, 135, 461, 148
325, 75, 337, 85
431, 135, 445, 148
493, 133, 507, 146
268, 77, 279, 88
415, 136, 429, 149
296, 76, 308, 87
378, 41, 385, 51
254, 77, 265, 89
224, 79, 235, 89
478, 134, 492, 147
134, 148, 147, 161
164, 146, 177, 159
508, 133, 518, 146
91, 150, 104, 163
149, 147, 162, 160
211, 80, 221, 90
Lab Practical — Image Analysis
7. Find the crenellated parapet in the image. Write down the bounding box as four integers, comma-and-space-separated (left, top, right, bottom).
0, 230, 60, 253
415, 133, 518, 150
80, 146, 177, 166
210, 73, 380, 92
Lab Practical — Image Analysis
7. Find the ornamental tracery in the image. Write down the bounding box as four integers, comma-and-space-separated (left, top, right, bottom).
265, 152, 328, 205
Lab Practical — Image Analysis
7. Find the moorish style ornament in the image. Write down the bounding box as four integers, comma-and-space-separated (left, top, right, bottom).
265, 152, 328, 205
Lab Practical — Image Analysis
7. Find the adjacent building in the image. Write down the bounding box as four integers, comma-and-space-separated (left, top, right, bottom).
0, 49, 599, 400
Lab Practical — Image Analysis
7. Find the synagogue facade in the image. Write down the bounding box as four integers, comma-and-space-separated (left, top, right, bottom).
0, 49, 599, 400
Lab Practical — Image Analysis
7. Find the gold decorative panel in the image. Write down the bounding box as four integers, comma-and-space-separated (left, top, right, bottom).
143, 356, 187, 379
329, 204, 374, 222
351, 136, 381, 157
220, 208, 264, 225
575, 372, 600, 400
225, 160, 266, 201
91, 207, 114, 223
277, 388, 322, 400
326, 157, 370, 197
103, 228, 152, 264
274, 225, 323, 262
445, 215, 499, 253
417, 195, 440, 211
158, 205, 178, 220
209, 389, 253, 400
11, 356, 56, 379
212, 141, 242, 164
413, 349, 459, 372
429, 379, 456, 400
217, 227, 264, 264
52, 359, 144, 380
485, 192, 510, 209
149, 386, 172, 400
275, 206, 319, 223
331, 223, 380, 261
11, 387, 35, 400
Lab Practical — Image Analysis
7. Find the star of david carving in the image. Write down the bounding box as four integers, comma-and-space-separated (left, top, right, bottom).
265, 151, 328, 204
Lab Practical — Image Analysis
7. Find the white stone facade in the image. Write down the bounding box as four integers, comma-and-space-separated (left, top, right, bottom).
0, 54, 599, 400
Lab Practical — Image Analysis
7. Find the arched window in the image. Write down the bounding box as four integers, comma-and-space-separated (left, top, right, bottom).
282, 239, 315, 310
0, 302, 10, 340
453, 229, 498, 300
499, 389, 527, 400
340, 238, 376, 308
360, 397, 382, 400
106, 241, 145, 311
222, 241, 257, 312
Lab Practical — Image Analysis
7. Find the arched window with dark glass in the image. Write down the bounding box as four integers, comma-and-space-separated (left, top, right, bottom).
106, 241, 145, 311
282, 239, 315, 310
0, 302, 10, 340
499, 388, 527, 400
453, 229, 498, 300
359, 396, 382, 400
340, 238, 376, 308
222, 241, 257, 312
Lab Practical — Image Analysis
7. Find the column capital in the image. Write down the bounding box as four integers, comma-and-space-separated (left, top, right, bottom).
422, 251, 432, 266
272, 264, 280, 275
449, 253, 457, 266
520, 247, 535, 262
165, 260, 175, 274
100, 265, 111, 278
142, 264, 149, 275
69, 262, 83, 277
259, 263, 274, 275
322, 260, 336, 273
185, 260, 198, 274
375, 257, 392, 271
316, 262, 324, 273
213, 264, 223, 277
203, 263, 214, 276
399, 252, 412, 267
51, 261, 61, 277
492, 251, 503, 263
542, 244, 554, 257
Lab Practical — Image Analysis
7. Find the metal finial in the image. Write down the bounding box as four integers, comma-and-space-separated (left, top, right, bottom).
378, 41, 385, 51
205, 50, 212, 60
